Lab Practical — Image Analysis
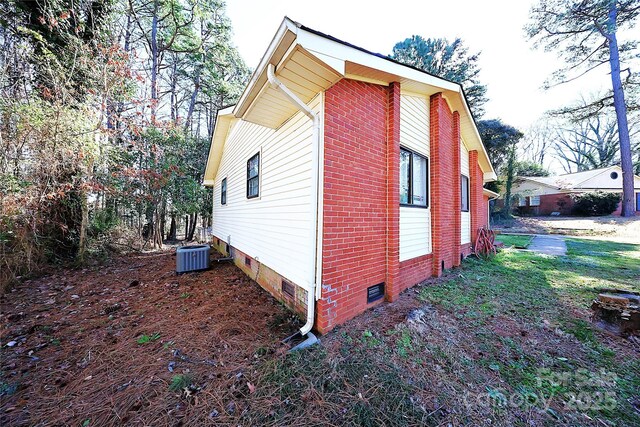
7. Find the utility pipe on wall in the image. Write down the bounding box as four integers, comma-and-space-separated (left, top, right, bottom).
266, 64, 320, 337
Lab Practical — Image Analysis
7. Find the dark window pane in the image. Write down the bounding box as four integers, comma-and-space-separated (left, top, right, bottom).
221, 178, 227, 205
400, 149, 410, 204
248, 177, 259, 198
248, 153, 259, 179
412, 154, 427, 206
461, 175, 469, 212
247, 153, 260, 198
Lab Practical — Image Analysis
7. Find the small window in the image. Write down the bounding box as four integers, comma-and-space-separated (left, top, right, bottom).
400, 148, 429, 207
461, 175, 469, 212
610, 171, 619, 179
367, 283, 385, 303
518, 196, 527, 207
221, 178, 227, 205
247, 152, 260, 199
529, 195, 541, 206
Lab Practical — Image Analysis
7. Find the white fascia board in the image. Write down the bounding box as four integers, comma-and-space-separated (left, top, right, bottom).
458, 93, 496, 177
233, 18, 298, 118
483, 188, 500, 199
296, 28, 458, 92
203, 108, 235, 186
483, 171, 498, 182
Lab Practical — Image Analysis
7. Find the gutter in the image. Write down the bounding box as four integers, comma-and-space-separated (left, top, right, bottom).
266, 64, 320, 340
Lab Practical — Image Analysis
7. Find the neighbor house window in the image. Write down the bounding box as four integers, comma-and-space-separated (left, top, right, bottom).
529, 195, 540, 206
221, 178, 227, 205
518, 196, 527, 207
399, 148, 428, 207
461, 175, 469, 212
247, 152, 260, 199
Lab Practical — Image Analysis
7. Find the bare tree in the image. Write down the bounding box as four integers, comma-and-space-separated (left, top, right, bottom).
526, 0, 640, 215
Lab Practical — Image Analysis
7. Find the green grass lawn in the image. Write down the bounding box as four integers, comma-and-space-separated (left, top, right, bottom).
243, 239, 640, 427
495, 233, 534, 248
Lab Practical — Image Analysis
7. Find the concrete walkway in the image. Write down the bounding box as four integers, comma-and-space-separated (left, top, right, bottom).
527, 234, 567, 256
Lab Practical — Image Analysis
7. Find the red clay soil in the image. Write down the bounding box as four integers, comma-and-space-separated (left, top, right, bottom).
0, 251, 300, 426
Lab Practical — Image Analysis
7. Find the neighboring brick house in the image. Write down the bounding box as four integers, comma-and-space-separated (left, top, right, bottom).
512, 166, 640, 216
203, 18, 497, 336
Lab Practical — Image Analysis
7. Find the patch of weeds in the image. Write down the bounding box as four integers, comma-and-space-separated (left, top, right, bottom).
0, 381, 19, 396
396, 329, 413, 358
179, 292, 191, 299
162, 340, 175, 350
254, 346, 269, 357
49, 337, 61, 346
169, 374, 193, 392
360, 329, 381, 348
81, 419, 91, 427
563, 319, 597, 345
137, 333, 161, 345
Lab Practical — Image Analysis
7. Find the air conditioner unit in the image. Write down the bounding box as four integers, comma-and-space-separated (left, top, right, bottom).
176, 244, 210, 273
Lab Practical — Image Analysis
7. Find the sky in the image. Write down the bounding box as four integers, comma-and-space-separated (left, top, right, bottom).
225, 0, 614, 144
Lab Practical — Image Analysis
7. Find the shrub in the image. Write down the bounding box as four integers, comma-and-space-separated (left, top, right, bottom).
571, 191, 620, 216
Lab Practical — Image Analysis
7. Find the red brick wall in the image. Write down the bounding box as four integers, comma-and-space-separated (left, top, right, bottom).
538, 193, 573, 215
385, 82, 401, 301
469, 151, 484, 244
398, 254, 433, 291
430, 93, 458, 276
317, 84, 488, 333
318, 79, 391, 333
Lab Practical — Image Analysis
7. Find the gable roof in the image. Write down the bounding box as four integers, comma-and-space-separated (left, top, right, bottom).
204, 17, 496, 185
519, 166, 640, 191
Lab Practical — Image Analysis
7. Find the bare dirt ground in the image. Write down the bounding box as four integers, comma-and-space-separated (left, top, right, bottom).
493, 216, 640, 243
0, 251, 300, 426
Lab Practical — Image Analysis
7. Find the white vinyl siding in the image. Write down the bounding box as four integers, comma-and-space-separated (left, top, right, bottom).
211, 96, 321, 288
399, 93, 431, 261
461, 140, 471, 244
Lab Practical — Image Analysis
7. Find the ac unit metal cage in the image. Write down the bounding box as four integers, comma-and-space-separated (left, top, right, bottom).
176, 244, 211, 273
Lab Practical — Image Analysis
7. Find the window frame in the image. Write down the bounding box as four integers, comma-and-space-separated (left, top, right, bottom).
246, 152, 260, 199
461, 174, 470, 212
529, 195, 541, 207
399, 147, 429, 209
220, 177, 227, 205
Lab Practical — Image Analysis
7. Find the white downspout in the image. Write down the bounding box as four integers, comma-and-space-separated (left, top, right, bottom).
267, 64, 320, 337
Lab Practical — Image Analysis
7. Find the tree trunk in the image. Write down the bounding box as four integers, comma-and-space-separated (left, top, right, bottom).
160, 199, 167, 240
184, 69, 201, 133
184, 215, 189, 240
168, 213, 177, 240
187, 212, 197, 241
77, 191, 88, 264
607, 3, 634, 216
150, 0, 159, 124
502, 144, 517, 217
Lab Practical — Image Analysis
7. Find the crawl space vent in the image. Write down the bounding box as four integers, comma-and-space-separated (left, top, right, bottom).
367, 283, 385, 303
282, 280, 295, 299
